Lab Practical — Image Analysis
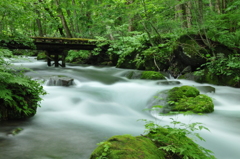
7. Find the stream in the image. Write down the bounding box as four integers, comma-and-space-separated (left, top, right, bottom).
0, 57, 240, 159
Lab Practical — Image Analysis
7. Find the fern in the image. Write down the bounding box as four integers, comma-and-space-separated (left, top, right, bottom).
0, 48, 47, 121
141, 119, 216, 159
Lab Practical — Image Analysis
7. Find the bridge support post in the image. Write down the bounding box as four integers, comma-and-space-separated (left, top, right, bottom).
46, 49, 68, 67
46, 52, 51, 66
54, 54, 59, 67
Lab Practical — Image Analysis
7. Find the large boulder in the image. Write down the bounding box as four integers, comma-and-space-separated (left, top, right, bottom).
90, 127, 212, 159
90, 134, 165, 159
146, 127, 211, 159
168, 85, 200, 101
147, 86, 214, 114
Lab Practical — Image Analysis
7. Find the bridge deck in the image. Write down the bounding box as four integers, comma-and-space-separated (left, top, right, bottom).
32, 37, 97, 45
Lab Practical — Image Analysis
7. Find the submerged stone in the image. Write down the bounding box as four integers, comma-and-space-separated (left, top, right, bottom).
156, 80, 181, 85
195, 86, 215, 93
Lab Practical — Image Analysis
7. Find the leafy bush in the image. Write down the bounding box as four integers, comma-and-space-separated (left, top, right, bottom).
66, 50, 90, 63
142, 118, 216, 159
0, 49, 47, 121
195, 54, 240, 86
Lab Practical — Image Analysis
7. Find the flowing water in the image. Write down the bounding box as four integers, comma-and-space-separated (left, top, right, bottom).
0, 57, 240, 159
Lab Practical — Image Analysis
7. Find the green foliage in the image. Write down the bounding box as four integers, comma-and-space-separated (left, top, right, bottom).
195, 54, 240, 86
66, 50, 90, 63
96, 142, 112, 159
106, 32, 148, 68
141, 118, 216, 159
0, 49, 47, 121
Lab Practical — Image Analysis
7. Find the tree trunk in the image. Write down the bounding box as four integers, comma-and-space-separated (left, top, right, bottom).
126, 0, 135, 32
35, 10, 44, 37
55, 0, 72, 38
209, 0, 213, 11
175, 0, 184, 27
215, 0, 221, 14
72, 0, 81, 37
198, 0, 203, 25
185, 1, 192, 28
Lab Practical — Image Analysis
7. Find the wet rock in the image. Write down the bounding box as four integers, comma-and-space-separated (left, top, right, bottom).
147, 90, 171, 114
47, 76, 74, 86
156, 80, 181, 85
124, 71, 142, 79
195, 86, 215, 93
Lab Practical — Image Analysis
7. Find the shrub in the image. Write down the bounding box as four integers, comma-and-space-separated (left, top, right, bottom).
143, 119, 216, 159
0, 48, 47, 121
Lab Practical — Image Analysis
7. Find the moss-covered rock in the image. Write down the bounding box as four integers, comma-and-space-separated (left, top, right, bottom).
146, 127, 210, 159
168, 86, 214, 113
147, 86, 214, 114
91, 127, 211, 159
172, 94, 214, 113
90, 134, 165, 159
168, 85, 200, 102
141, 71, 165, 80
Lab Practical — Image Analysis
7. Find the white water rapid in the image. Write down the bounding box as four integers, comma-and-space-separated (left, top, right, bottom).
0, 57, 240, 159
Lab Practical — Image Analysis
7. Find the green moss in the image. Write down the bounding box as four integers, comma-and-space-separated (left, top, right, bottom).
195, 69, 240, 87
168, 86, 200, 102
167, 86, 214, 113
90, 134, 165, 159
146, 127, 209, 159
173, 94, 214, 113
141, 71, 165, 80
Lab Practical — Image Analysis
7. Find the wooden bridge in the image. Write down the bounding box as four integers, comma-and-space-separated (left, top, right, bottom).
0, 37, 99, 67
